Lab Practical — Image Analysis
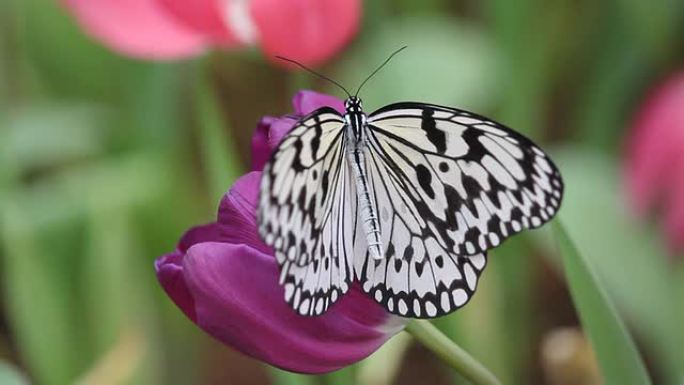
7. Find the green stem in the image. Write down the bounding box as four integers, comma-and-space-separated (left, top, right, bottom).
405, 320, 501, 385
268, 368, 315, 385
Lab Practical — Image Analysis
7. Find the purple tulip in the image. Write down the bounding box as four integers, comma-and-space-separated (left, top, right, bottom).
155, 91, 407, 373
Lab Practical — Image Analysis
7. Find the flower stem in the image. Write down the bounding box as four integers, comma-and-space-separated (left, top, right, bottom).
405, 320, 502, 385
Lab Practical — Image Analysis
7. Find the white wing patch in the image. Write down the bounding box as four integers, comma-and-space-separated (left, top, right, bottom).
258, 108, 356, 316
367, 102, 563, 257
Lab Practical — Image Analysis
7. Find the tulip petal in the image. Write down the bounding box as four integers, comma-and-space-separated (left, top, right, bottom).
156, 252, 198, 322
178, 223, 225, 253
64, 0, 208, 59
157, 0, 242, 46
626, 73, 684, 214
217, 172, 272, 254
292, 90, 346, 115
625, 72, 684, 252
251, 0, 361, 66
182, 241, 403, 373
155, 223, 224, 322
251, 116, 298, 170
665, 172, 684, 250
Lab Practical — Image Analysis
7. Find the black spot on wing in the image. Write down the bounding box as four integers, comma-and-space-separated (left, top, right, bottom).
291, 138, 304, 172
310, 115, 322, 156
403, 245, 414, 260
443, 185, 461, 226
439, 162, 450, 172
394, 259, 403, 272
296, 187, 307, 210
415, 260, 425, 277
287, 232, 296, 249
321, 170, 329, 201
420, 109, 446, 153
462, 175, 480, 197
415, 164, 435, 199
386, 243, 395, 258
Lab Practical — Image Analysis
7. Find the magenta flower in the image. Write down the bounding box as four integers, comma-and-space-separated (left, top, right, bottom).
155, 91, 406, 373
63, 0, 361, 66
625, 72, 684, 251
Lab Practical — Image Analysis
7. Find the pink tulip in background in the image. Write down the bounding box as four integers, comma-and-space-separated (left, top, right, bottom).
625, 72, 684, 252
155, 91, 406, 373
63, 0, 361, 66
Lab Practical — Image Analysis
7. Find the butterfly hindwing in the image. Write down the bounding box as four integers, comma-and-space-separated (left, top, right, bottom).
366, 102, 563, 257
352, 138, 488, 318
258, 107, 356, 316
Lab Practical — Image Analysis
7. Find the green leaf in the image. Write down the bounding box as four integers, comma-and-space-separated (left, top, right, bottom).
1, 204, 81, 385
80, 207, 160, 385
1, 153, 170, 231
1, 104, 109, 172
550, 148, 684, 381
553, 221, 651, 385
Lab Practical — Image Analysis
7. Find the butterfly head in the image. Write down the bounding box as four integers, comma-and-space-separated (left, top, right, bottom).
344, 97, 363, 113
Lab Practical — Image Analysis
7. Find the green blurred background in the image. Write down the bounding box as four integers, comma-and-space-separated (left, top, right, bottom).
1, 0, 684, 384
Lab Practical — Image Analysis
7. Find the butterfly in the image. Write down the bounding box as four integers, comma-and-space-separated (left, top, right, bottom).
258, 48, 563, 318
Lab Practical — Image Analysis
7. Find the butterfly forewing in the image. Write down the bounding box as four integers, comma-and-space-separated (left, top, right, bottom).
258, 107, 356, 316
367, 102, 563, 257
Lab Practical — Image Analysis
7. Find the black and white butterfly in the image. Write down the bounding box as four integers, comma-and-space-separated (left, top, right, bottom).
258, 48, 563, 318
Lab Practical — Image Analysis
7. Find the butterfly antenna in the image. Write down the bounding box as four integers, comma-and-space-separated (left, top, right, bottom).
354, 46, 407, 97
275, 56, 352, 98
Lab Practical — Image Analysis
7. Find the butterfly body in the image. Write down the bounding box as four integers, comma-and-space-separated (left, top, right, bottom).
259, 98, 563, 318
344, 97, 384, 260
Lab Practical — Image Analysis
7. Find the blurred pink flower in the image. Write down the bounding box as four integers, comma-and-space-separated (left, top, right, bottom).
625, 72, 684, 251
155, 91, 405, 373
63, 0, 361, 66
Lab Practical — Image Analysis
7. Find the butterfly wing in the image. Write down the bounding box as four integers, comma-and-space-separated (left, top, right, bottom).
367, 102, 563, 256
353, 102, 563, 318
353, 139, 488, 318
258, 107, 356, 316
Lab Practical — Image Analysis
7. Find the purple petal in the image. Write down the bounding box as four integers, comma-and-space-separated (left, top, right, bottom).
251, 117, 274, 172
155, 252, 198, 322
155, 223, 223, 322
292, 90, 345, 115
182, 241, 404, 373
217, 171, 272, 254
252, 116, 299, 170
177, 222, 223, 253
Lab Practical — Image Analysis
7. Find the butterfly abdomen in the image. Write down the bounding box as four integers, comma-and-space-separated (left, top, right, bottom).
348, 144, 383, 260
